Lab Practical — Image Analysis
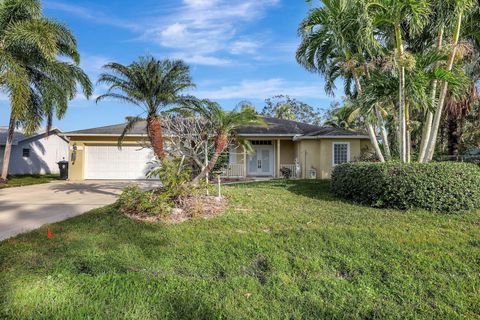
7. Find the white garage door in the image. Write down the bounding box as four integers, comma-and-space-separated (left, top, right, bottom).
85, 145, 157, 180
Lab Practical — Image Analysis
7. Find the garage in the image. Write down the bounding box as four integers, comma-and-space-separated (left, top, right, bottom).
84, 145, 157, 180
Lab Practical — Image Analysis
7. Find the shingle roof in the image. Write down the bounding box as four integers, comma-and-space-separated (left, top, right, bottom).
0, 128, 64, 146
65, 122, 148, 136
64, 117, 367, 138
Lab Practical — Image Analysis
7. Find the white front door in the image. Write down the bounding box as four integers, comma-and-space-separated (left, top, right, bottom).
247, 146, 274, 176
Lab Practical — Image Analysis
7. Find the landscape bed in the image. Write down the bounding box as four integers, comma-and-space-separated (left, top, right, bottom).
0, 180, 479, 319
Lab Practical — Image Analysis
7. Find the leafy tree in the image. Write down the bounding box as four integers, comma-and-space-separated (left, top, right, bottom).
97, 57, 197, 159
0, 0, 92, 182
261, 95, 323, 125
182, 100, 264, 185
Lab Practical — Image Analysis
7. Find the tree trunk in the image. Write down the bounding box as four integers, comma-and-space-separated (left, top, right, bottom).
190, 134, 228, 185
395, 25, 407, 163
419, 27, 443, 163
147, 115, 164, 159
353, 73, 385, 162
1, 113, 16, 183
425, 13, 463, 162
367, 124, 385, 162
447, 113, 460, 157
375, 107, 391, 160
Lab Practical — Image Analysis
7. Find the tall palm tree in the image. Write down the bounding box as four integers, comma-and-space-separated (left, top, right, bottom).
296, 0, 389, 162
423, 0, 476, 161
96, 57, 196, 159
0, 0, 92, 182
371, 0, 431, 162
181, 100, 264, 185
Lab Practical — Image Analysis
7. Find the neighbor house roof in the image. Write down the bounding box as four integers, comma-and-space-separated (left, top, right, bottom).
64, 117, 368, 139
0, 127, 65, 146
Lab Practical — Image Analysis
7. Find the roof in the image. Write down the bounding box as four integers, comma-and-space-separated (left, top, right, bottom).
0, 127, 64, 146
64, 117, 368, 139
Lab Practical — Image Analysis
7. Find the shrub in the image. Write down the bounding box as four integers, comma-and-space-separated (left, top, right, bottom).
331, 162, 480, 213
118, 186, 171, 216
119, 159, 195, 217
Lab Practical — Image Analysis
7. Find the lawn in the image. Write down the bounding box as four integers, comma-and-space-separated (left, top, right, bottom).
0, 180, 479, 319
0, 174, 59, 189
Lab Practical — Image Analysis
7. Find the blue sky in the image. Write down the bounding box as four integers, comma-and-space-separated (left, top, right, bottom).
1, 0, 339, 131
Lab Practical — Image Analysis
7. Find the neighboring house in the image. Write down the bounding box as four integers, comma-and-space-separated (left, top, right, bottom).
0, 128, 69, 175
64, 117, 371, 181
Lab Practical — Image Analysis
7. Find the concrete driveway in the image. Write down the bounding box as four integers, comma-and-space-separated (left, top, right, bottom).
0, 180, 161, 241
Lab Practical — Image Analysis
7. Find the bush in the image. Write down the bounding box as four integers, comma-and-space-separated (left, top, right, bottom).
118, 186, 171, 216
118, 159, 195, 217
331, 162, 480, 213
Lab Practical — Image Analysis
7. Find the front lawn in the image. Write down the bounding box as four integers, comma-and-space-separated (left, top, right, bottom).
0, 180, 479, 319
0, 174, 59, 189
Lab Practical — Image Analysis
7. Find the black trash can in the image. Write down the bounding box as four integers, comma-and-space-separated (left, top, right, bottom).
57, 159, 69, 180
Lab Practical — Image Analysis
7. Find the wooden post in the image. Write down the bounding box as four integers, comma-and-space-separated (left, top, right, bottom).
276, 139, 281, 178
243, 145, 247, 180
217, 175, 221, 198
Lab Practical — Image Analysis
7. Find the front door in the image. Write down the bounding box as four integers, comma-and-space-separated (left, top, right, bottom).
247, 146, 274, 176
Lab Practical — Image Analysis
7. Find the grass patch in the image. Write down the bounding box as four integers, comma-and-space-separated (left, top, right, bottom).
0, 174, 59, 189
1, 180, 479, 319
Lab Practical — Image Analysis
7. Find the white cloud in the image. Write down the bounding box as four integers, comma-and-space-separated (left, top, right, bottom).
142, 0, 279, 64
195, 78, 329, 100
44, 1, 140, 31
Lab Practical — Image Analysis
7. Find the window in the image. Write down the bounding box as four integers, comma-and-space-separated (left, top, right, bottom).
332, 143, 349, 166
22, 148, 30, 158
250, 140, 272, 145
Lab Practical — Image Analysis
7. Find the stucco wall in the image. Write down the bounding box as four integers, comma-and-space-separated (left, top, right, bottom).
68, 136, 147, 181
318, 139, 363, 179
0, 134, 68, 175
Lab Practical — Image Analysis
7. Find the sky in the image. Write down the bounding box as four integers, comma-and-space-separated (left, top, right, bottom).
0, 0, 340, 132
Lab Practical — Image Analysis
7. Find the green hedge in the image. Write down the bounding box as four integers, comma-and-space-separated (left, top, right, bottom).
331, 162, 480, 213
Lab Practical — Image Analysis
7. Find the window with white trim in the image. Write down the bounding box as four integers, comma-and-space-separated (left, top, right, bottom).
333, 143, 349, 165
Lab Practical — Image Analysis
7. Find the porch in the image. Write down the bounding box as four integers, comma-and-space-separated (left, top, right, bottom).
220, 139, 299, 179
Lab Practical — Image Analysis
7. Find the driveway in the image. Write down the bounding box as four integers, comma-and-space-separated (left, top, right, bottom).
0, 180, 161, 241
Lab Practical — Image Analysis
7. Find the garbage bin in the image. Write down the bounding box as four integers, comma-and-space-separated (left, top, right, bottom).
57, 159, 69, 180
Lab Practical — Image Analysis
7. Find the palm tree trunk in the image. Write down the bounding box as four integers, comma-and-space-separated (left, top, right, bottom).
147, 115, 164, 159
367, 124, 385, 162
353, 73, 385, 162
425, 13, 463, 162
419, 27, 443, 163
447, 113, 459, 157
375, 107, 391, 160
395, 25, 407, 163
191, 134, 228, 185
406, 103, 411, 162
364, 61, 391, 160
1, 113, 16, 183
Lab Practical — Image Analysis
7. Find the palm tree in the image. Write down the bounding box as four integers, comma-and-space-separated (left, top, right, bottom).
296, 0, 389, 162
96, 57, 196, 159
182, 100, 264, 185
0, 0, 92, 182
371, 0, 431, 162
423, 0, 476, 161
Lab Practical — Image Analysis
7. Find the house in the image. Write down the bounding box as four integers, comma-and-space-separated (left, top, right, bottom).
64, 118, 371, 181
0, 128, 69, 175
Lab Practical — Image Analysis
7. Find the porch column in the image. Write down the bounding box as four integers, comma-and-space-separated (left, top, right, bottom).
276, 139, 281, 178
243, 146, 247, 180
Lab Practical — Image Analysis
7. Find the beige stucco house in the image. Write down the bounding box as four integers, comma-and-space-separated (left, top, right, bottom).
64, 117, 371, 181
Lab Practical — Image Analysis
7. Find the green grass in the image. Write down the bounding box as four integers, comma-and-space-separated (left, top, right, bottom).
0, 174, 59, 188
0, 180, 479, 319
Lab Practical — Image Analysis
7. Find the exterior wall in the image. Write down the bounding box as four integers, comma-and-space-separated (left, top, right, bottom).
0, 134, 69, 175
279, 140, 295, 164
67, 136, 147, 181
296, 140, 322, 179
318, 139, 363, 179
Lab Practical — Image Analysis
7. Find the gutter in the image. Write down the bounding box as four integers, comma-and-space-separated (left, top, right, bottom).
293, 135, 370, 141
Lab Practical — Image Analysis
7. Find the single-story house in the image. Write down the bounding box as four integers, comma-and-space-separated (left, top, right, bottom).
64, 117, 371, 181
0, 127, 69, 175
